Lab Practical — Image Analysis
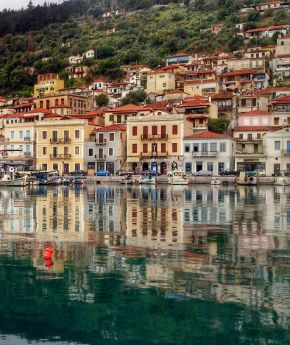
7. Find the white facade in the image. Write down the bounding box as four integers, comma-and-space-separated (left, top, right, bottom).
183, 133, 234, 175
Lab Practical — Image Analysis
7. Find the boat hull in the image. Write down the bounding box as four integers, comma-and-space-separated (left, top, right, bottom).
0, 179, 25, 187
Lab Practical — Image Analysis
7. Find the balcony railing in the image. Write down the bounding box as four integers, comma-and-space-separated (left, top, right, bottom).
96, 139, 107, 145
237, 138, 262, 142
282, 149, 290, 155
0, 137, 9, 142
235, 151, 266, 157
96, 155, 107, 159
50, 138, 71, 144
24, 152, 31, 158
141, 134, 168, 140
141, 151, 168, 158
24, 137, 31, 141
50, 154, 71, 159
192, 151, 218, 157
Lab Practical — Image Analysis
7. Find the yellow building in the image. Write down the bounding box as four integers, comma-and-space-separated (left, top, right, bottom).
126, 111, 193, 173
35, 118, 94, 174
34, 93, 92, 115
146, 69, 176, 93
104, 104, 141, 126
34, 73, 65, 97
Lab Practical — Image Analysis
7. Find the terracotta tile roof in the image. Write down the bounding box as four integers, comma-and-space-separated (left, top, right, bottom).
109, 104, 142, 114
275, 54, 290, 58
13, 103, 35, 109
168, 52, 191, 58
211, 92, 233, 100
186, 114, 209, 119
272, 95, 290, 104
179, 96, 209, 107
141, 100, 171, 111
257, 87, 290, 95
50, 105, 72, 109
96, 124, 126, 131
83, 110, 104, 116
0, 113, 37, 119
234, 126, 269, 131
184, 130, 227, 139
220, 69, 255, 77
241, 109, 271, 116
245, 25, 290, 34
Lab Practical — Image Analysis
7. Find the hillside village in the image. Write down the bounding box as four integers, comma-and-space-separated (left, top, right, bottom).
0, 0, 290, 176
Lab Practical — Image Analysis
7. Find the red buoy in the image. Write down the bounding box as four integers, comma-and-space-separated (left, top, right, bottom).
44, 258, 53, 269
43, 247, 53, 259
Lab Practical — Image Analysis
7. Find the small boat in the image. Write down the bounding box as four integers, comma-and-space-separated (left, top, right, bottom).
0, 174, 25, 187
25, 176, 40, 186
274, 177, 288, 186
70, 178, 84, 186
236, 172, 258, 186
121, 176, 133, 185
168, 171, 188, 185
62, 178, 71, 186
40, 176, 61, 186
211, 179, 222, 186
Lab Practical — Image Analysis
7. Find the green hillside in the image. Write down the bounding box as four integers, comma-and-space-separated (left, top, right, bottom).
0, 0, 288, 96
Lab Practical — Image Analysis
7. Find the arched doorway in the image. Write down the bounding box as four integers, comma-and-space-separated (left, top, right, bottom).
132, 163, 138, 173
171, 161, 178, 171
142, 162, 149, 171
160, 162, 167, 175
151, 162, 158, 172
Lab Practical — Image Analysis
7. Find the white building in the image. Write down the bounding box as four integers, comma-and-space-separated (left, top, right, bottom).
183, 130, 234, 175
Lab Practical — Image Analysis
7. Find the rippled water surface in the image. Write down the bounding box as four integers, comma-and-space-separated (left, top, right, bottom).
0, 185, 289, 345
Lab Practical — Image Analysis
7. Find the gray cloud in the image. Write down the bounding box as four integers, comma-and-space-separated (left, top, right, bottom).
0, 0, 59, 11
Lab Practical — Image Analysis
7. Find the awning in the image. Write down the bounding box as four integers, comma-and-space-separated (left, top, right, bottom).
0, 160, 29, 165
126, 157, 140, 163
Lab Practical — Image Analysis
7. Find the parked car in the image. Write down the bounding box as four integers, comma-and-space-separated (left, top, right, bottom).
245, 171, 256, 177
255, 169, 266, 176
68, 170, 87, 176
219, 169, 240, 176
193, 170, 213, 176
141, 170, 160, 176
95, 170, 111, 176
116, 170, 133, 176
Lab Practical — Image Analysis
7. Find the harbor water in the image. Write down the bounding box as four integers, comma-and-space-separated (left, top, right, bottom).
0, 185, 289, 345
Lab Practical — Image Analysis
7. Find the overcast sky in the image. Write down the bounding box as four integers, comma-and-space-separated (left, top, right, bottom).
0, 0, 59, 11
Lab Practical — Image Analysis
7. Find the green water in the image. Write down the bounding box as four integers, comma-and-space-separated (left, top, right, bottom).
0, 185, 289, 345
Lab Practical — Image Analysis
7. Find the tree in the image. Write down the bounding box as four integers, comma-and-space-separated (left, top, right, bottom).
121, 90, 147, 105
95, 93, 109, 107
208, 118, 230, 134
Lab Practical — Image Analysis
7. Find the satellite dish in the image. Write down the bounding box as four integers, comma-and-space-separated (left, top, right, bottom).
9, 167, 15, 173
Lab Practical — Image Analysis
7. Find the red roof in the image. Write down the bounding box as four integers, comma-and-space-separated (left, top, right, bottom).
96, 124, 126, 132
220, 69, 255, 77
179, 96, 209, 107
246, 25, 290, 34
184, 130, 227, 139
109, 104, 142, 114
168, 52, 191, 58
257, 87, 290, 96
272, 95, 290, 104
241, 109, 271, 116
234, 126, 269, 132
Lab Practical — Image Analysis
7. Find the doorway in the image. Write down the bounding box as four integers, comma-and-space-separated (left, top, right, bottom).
142, 162, 149, 171
160, 162, 167, 175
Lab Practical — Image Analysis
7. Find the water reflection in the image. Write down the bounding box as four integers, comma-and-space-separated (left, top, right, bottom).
0, 185, 289, 344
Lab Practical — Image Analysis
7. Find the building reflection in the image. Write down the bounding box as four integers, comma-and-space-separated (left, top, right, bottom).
0, 184, 289, 326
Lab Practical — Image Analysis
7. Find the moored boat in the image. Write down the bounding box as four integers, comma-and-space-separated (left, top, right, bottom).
168, 171, 188, 185
211, 179, 222, 186
0, 174, 25, 187
236, 172, 258, 186
274, 177, 289, 186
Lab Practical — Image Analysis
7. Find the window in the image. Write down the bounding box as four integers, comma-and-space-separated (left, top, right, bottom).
108, 148, 113, 156
132, 126, 138, 136
42, 131, 47, 139
53, 163, 58, 171
42, 164, 47, 171
247, 133, 252, 140
143, 143, 148, 153
274, 117, 279, 125
172, 125, 178, 135
19, 131, 23, 139
239, 133, 243, 139
163, 83, 167, 88
43, 147, 47, 155
109, 115, 114, 122
241, 99, 246, 107
75, 163, 80, 171
201, 143, 208, 152
10, 131, 14, 140
257, 133, 261, 139
185, 162, 192, 173
220, 142, 226, 152
274, 141, 280, 150
193, 144, 199, 152
75, 130, 80, 139
75, 146, 80, 155
132, 144, 137, 153
152, 126, 157, 135
218, 162, 225, 172
89, 148, 93, 156
25, 145, 31, 153
109, 133, 115, 141
19, 145, 23, 152
117, 115, 122, 123
184, 144, 190, 153
210, 143, 217, 152
207, 162, 213, 171
172, 143, 177, 153
161, 143, 166, 153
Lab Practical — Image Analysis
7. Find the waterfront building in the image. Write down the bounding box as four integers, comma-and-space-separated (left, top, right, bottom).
233, 126, 268, 171
0, 112, 41, 171
33, 73, 65, 97
88, 124, 127, 174
183, 130, 234, 175
35, 118, 94, 174
126, 112, 193, 173
34, 93, 92, 115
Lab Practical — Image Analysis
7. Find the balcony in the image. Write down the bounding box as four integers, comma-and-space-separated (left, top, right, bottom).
237, 138, 262, 143
96, 139, 107, 145
50, 138, 71, 144
24, 152, 31, 158
141, 151, 168, 159
282, 149, 290, 156
24, 137, 31, 142
235, 151, 266, 158
0, 137, 9, 142
141, 134, 168, 140
50, 154, 72, 159
96, 155, 107, 160
192, 151, 218, 157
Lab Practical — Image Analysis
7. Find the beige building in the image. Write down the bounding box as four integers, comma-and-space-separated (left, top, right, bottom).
146, 70, 176, 93
184, 79, 219, 96
126, 112, 193, 173
34, 93, 92, 115
34, 73, 65, 97
35, 118, 94, 174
